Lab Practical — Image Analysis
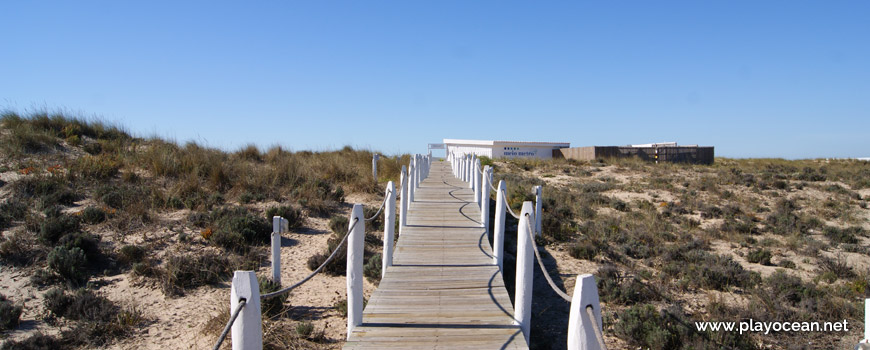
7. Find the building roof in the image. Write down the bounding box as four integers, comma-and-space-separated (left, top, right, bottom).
443, 139, 570, 147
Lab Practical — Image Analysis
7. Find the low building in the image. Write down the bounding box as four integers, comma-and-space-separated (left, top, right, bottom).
555, 142, 715, 165
443, 139, 570, 159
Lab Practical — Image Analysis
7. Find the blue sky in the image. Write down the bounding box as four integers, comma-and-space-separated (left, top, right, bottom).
2, 1, 868, 158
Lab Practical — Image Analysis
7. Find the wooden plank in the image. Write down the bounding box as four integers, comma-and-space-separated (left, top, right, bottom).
343, 162, 528, 349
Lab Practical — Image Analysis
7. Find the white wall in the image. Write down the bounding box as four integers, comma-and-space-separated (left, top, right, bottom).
446, 144, 559, 159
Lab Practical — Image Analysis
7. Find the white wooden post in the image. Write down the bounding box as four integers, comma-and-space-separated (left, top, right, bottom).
383, 181, 396, 278
473, 158, 481, 206
863, 298, 870, 342
372, 154, 379, 182
534, 186, 543, 237
408, 160, 416, 203
468, 155, 475, 189
271, 216, 282, 285
399, 166, 407, 235
480, 166, 491, 230
515, 201, 534, 344
415, 155, 422, 188
493, 180, 506, 270
567, 274, 603, 350
231, 271, 262, 350
347, 204, 365, 339
461, 155, 467, 182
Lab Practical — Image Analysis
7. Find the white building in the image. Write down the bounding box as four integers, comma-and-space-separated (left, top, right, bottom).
443, 139, 570, 160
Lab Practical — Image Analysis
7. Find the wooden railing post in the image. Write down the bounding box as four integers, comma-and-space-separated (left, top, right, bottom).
399, 166, 407, 235
414, 154, 424, 188
567, 274, 603, 350
473, 158, 481, 206
534, 186, 543, 237
382, 181, 396, 278
515, 201, 535, 344
409, 160, 416, 203
372, 154, 379, 182
468, 155, 476, 189
480, 166, 491, 230
493, 180, 506, 270
271, 216, 286, 285
347, 204, 365, 339
231, 271, 262, 350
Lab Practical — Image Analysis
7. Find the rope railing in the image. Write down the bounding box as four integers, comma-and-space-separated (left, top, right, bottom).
523, 213, 572, 302
212, 298, 247, 350
586, 305, 608, 350
505, 195, 521, 219
364, 189, 392, 222
261, 218, 359, 299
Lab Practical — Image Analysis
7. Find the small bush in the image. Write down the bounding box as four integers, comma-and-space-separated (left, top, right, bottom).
209, 207, 271, 251
295, 321, 315, 338
0, 334, 64, 350
78, 207, 107, 224
0, 199, 28, 229
364, 254, 382, 283
0, 230, 35, 265
823, 226, 863, 245
13, 175, 77, 209
569, 237, 603, 260
47, 246, 88, 285
818, 255, 855, 280
118, 245, 146, 266
159, 252, 232, 296
265, 205, 304, 229
57, 231, 101, 262
746, 248, 773, 265
259, 278, 287, 317
39, 214, 80, 245
0, 294, 23, 330
596, 266, 657, 305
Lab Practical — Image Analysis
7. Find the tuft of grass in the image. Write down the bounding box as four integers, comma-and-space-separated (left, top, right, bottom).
746, 248, 773, 265
259, 278, 288, 317
0, 293, 23, 330
158, 252, 233, 296
265, 205, 304, 229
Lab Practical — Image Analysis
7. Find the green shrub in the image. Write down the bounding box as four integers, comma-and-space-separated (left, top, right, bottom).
159, 252, 232, 296
0, 334, 64, 350
118, 245, 146, 266
0, 294, 23, 330
0, 199, 28, 229
364, 254, 382, 283
596, 266, 657, 305
746, 248, 772, 265
295, 321, 314, 338
662, 242, 757, 291
0, 230, 35, 265
823, 226, 863, 245
259, 278, 287, 317
95, 184, 144, 210
79, 207, 107, 224
48, 246, 88, 285
208, 207, 271, 250
13, 175, 77, 209
569, 237, 603, 260
265, 205, 304, 229
328, 215, 349, 235
39, 214, 80, 245
57, 231, 101, 262
613, 304, 680, 350
69, 155, 120, 180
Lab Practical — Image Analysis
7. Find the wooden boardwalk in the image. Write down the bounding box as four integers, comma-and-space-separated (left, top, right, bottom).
344, 161, 528, 349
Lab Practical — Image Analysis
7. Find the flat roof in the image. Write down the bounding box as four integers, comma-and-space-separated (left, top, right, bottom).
443, 139, 570, 147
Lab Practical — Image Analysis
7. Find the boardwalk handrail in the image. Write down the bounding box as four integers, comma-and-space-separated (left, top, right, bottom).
222, 152, 431, 349
449, 150, 606, 350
